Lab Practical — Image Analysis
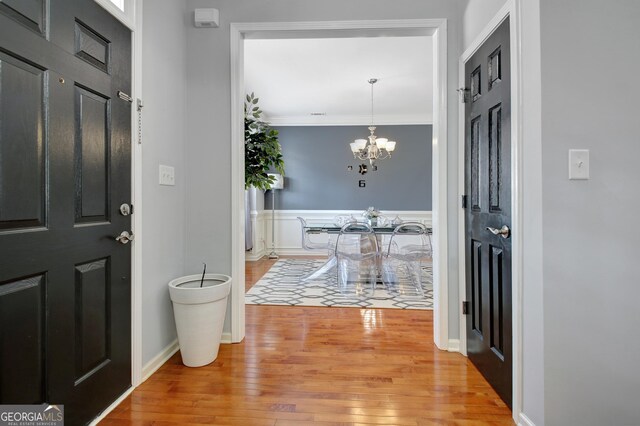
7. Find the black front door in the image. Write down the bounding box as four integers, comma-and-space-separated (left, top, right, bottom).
464, 18, 512, 407
0, 0, 132, 423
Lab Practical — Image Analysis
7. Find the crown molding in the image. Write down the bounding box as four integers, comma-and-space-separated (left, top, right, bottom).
268, 114, 432, 127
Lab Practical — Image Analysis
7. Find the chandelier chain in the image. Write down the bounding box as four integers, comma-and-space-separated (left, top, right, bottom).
370, 79, 374, 127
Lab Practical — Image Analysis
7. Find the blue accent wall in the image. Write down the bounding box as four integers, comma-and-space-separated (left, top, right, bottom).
265, 125, 432, 210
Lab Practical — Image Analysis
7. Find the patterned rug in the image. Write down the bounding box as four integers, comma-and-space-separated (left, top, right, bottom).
246, 258, 433, 309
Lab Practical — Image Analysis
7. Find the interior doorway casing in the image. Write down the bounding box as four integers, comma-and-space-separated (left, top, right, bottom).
229, 19, 450, 350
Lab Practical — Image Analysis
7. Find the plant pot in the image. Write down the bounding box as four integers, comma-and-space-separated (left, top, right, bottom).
168, 274, 232, 367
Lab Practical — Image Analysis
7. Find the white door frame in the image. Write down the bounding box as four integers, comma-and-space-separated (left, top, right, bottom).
457, 0, 523, 422
229, 19, 450, 349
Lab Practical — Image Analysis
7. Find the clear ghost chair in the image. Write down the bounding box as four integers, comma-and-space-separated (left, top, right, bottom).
381, 222, 432, 298
297, 217, 337, 280
297, 217, 335, 255
334, 222, 379, 297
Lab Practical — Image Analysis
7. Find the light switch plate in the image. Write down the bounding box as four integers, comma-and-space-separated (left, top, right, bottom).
159, 164, 175, 186
568, 149, 589, 180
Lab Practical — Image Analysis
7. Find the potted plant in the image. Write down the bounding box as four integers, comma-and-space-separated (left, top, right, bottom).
168, 265, 232, 367
244, 92, 285, 190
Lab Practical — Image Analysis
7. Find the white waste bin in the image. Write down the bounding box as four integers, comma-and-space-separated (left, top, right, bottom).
168, 274, 231, 367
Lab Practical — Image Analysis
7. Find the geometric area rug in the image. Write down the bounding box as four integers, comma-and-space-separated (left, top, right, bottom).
246, 258, 433, 310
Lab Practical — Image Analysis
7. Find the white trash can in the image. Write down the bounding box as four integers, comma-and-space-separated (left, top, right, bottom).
168, 274, 232, 367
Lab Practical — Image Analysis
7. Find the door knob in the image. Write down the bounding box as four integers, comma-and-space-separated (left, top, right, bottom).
115, 231, 134, 244
486, 225, 510, 239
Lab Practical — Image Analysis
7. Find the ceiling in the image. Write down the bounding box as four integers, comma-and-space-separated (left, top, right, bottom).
244, 36, 433, 126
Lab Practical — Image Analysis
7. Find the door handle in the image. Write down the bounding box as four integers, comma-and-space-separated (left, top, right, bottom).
115, 231, 134, 244
486, 225, 510, 239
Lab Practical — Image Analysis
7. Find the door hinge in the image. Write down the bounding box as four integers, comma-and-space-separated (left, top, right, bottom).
457, 87, 470, 104
462, 301, 470, 315
461, 194, 468, 209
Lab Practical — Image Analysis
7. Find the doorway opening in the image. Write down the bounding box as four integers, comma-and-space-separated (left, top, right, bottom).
229, 19, 449, 350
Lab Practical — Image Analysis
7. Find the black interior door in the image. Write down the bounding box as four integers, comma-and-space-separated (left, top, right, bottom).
0, 0, 132, 423
464, 18, 512, 408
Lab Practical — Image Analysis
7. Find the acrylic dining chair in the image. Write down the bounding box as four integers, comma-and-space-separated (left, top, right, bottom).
381, 222, 432, 298
296, 216, 334, 255
334, 222, 379, 297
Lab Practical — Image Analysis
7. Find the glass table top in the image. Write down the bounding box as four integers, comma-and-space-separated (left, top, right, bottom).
303, 222, 432, 234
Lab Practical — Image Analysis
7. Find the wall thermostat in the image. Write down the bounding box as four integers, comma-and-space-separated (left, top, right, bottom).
194, 8, 219, 28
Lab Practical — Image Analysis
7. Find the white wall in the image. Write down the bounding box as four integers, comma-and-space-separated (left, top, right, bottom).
461, 1, 545, 424
184, 0, 463, 339
540, 1, 640, 424
140, 0, 188, 365
460, 0, 508, 49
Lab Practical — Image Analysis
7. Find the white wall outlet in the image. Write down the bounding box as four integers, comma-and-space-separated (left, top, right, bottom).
568, 149, 589, 180
159, 164, 175, 186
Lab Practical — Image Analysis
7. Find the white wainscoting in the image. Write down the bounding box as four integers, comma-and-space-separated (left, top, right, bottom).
246, 210, 432, 260
247, 209, 268, 261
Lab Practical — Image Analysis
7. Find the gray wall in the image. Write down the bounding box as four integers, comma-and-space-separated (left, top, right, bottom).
264, 125, 432, 211
140, 0, 187, 365
461, 0, 509, 50
540, 1, 640, 424
183, 0, 463, 339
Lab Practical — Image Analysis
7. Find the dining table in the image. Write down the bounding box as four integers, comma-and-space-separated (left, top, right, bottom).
301, 221, 432, 281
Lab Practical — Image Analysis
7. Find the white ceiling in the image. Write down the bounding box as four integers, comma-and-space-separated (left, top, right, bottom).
244, 36, 433, 126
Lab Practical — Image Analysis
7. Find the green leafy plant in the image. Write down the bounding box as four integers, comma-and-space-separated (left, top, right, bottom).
244, 92, 285, 190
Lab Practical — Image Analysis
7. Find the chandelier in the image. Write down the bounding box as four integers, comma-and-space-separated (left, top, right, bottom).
349, 78, 397, 165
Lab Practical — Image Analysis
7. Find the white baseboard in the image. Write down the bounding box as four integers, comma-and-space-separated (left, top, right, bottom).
88, 386, 135, 426
220, 331, 232, 344
246, 250, 266, 261
447, 339, 460, 352
518, 413, 536, 426
141, 339, 179, 383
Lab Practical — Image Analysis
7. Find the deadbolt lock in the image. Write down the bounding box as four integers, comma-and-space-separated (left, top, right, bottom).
119, 203, 132, 216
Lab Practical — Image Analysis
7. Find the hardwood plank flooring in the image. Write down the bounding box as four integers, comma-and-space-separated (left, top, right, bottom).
245, 256, 279, 291
102, 256, 513, 425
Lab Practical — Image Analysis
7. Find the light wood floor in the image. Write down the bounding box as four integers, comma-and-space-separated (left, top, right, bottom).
102, 256, 513, 425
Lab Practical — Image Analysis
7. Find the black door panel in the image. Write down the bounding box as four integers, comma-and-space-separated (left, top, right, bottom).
464, 18, 512, 408
0, 1, 131, 424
